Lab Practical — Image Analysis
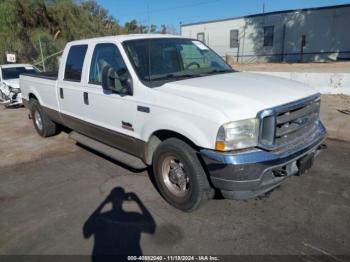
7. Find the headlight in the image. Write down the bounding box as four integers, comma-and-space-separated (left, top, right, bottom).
215, 118, 259, 151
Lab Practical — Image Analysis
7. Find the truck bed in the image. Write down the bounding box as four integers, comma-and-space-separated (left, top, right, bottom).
21, 71, 58, 80
20, 72, 59, 112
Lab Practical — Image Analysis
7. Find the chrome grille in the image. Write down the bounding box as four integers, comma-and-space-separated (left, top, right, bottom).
258, 94, 321, 150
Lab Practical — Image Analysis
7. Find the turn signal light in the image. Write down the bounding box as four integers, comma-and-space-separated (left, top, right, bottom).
215, 141, 226, 151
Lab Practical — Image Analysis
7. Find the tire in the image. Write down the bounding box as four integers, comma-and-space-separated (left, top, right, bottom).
29, 99, 57, 137
152, 138, 212, 212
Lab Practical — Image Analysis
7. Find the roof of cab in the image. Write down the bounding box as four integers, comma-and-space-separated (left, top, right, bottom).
67, 34, 186, 45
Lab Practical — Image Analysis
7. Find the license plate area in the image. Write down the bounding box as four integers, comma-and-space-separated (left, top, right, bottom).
297, 153, 315, 176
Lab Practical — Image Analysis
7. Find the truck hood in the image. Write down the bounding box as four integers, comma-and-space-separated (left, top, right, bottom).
2, 79, 20, 89
156, 72, 317, 120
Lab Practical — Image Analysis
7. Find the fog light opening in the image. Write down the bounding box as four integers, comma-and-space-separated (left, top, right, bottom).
273, 167, 288, 177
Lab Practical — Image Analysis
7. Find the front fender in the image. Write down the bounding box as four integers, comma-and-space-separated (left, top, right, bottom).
141, 114, 217, 149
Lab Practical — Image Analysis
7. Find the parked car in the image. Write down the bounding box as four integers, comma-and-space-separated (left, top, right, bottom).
19, 35, 327, 211
0, 64, 39, 107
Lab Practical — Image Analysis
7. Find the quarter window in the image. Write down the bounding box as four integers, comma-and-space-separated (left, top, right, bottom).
64, 45, 88, 82
89, 43, 127, 85
263, 26, 274, 47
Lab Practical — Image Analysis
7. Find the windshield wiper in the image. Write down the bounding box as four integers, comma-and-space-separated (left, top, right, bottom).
150, 73, 202, 81
206, 69, 234, 75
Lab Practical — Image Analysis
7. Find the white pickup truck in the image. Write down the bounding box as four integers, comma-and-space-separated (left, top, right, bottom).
0, 64, 38, 106
20, 34, 326, 211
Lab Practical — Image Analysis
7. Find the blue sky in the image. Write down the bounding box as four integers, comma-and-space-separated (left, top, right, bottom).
97, 0, 350, 32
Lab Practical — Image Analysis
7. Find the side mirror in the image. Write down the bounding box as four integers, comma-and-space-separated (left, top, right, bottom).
102, 66, 133, 96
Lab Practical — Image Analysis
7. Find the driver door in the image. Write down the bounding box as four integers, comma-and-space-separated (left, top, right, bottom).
82, 43, 139, 156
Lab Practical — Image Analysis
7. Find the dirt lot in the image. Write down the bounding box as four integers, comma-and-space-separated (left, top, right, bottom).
0, 106, 78, 168
321, 94, 350, 142
232, 61, 350, 73
0, 106, 350, 259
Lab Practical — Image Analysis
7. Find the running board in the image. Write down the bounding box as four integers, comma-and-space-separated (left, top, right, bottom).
69, 131, 147, 169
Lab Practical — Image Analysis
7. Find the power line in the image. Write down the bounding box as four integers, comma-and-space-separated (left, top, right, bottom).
32, 50, 63, 66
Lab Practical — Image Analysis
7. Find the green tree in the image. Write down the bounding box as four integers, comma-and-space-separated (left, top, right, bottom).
0, 0, 122, 71
160, 24, 167, 34
0, 0, 168, 71
124, 20, 138, 33
150, 24, 157, 33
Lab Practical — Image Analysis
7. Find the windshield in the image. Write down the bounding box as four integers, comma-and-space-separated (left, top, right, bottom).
123, 38, 234, 87
2, 66, 38, 80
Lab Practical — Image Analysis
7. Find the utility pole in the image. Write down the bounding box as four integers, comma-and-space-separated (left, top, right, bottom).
147, 4, 150, 33
262, 1, 265, 13
262, 1, 266, 25
39, 38, 46, 72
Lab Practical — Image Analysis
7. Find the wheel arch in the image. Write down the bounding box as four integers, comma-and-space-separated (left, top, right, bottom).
29, 93, 38, 101
144, 129, 201, 165
28, 91, 43, 105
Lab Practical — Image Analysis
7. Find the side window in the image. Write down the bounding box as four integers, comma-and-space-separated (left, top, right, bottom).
89, 43, 127, 85
263, 26, 274, 47
64, 45, 88, 82
230, 30, 239, 48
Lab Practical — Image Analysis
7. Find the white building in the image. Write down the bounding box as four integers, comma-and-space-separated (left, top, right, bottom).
181, 4, 350, 63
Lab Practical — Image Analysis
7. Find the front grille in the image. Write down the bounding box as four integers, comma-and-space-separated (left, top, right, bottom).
259, 94, 321, 150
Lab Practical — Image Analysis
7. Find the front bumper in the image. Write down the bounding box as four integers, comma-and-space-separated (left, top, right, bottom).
200, 121, 327, 200
0, 92, 23, 107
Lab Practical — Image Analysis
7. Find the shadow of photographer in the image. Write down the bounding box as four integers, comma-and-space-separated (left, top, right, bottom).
83, 187, 156, 261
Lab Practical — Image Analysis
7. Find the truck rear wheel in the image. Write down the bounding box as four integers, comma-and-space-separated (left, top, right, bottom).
152, 138, 212, 212
30, 99, 57, 137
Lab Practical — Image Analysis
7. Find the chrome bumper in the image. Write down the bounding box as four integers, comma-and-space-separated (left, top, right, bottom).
200, 121, 327, 200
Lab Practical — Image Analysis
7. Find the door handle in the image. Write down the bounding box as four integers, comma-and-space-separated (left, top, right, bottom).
83, 92, 89, 105
59, 88, 64, 99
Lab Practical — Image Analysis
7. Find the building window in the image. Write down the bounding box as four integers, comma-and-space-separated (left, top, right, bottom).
263, 26, 274, 47
197, 32, 205, 43
230, 29, 239, 48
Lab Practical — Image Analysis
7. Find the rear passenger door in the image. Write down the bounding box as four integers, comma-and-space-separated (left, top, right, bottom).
58, 44, 88, 130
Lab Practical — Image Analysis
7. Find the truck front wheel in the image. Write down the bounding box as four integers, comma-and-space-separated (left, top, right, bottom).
30, 99, 57, 137
152, 138, 212, 212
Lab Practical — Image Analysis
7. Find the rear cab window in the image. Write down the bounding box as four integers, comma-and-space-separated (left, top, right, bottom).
64, 45, 88, 82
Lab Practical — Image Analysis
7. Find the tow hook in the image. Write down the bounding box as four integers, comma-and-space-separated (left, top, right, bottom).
273, 168, 288, 177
